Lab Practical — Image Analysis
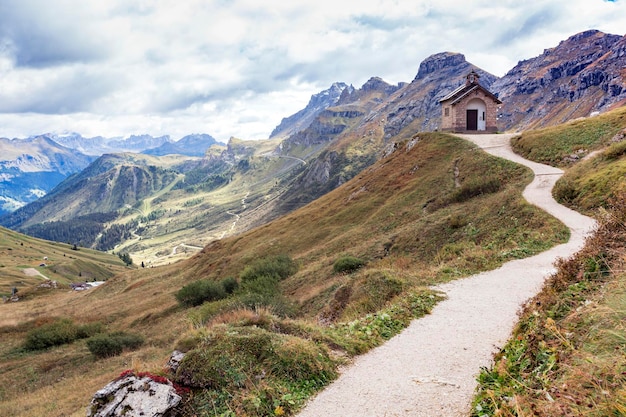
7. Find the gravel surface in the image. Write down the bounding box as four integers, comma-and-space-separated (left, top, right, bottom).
297, 134, 596, 417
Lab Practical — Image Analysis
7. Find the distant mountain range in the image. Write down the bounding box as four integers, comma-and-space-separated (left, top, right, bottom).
0, 133, 223, 215
1, 29, 624, 262
49, 132, 222, 156
0, 135, 96, 215
270, 82, 354, 139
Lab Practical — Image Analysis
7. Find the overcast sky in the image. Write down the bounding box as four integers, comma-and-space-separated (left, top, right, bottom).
0, 0, 624, 142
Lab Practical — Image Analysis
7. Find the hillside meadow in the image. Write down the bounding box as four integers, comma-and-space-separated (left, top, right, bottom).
0, 227, 128, 299
0, 133, 569, 416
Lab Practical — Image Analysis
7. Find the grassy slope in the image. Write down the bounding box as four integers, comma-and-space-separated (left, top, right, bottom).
0, 133, 569, 416
473, 105, 626, 416
0, 227, 128, 297
510, 105, 626, 168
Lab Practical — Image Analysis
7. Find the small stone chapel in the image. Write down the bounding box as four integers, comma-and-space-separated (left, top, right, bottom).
439, 70, 502, 133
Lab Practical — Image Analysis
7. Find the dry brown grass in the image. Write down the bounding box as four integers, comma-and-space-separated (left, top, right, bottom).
0, 132, 571, 416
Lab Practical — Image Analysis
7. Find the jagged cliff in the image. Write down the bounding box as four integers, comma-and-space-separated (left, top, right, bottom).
270, 82, 353, 139
494, 30, 626, 131
383, 52, 498, 137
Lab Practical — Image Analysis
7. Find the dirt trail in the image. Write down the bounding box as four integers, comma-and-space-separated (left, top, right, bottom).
297, 134, 596, 417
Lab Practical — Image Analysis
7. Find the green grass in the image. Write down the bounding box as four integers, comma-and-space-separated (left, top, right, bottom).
0, 226, 128, 297
175, 288, 442, 415
472, 193, 626, 417
510, 106, 626, 167
554, 144, 626, 214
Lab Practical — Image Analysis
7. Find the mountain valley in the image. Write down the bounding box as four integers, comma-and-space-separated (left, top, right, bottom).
2, 30, 625, 269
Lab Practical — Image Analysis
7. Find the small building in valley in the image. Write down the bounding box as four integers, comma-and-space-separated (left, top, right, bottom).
439, 70, 502, 133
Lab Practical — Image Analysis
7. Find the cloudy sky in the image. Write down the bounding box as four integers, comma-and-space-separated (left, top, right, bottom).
0, 0, 624, 142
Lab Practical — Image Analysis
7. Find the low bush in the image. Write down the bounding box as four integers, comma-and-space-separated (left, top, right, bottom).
341, 270, 404, 319
602, 139, 626, 160
235, 292, 297, 318
239, 254, 297, 283
176, 280, 228, 307
220, 276, 238, 294
86, 332, 144, 358
175, 326, 336, 415
23, 319, 103, 351
333, 255, 366, 274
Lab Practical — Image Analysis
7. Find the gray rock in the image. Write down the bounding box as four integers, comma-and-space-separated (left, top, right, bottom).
166, 350, 186, 373
87, 374, 181, 417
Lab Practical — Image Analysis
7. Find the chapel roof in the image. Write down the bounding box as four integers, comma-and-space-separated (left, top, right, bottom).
439, 73, 502, 105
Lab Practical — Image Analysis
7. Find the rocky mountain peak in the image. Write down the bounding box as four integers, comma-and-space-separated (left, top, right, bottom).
567, 29, 608, 44
494, 29, 626, 131
361, 76, 392, 92
270, 82, 351, 139
415, 52, 467, 80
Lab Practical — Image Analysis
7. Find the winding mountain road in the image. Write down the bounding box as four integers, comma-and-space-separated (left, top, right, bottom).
297, 134, 596, 416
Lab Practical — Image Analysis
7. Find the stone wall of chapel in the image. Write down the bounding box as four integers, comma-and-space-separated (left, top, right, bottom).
443, 90, 499, 133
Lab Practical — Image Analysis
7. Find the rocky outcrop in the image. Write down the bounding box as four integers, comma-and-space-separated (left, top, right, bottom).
301, 151, 339, 186
87, 372, 182, 417
270, 82, 352, 139
414, 52, 469, 81
493, 30, 626, 131
384, 52, 498, 137
336, 77, 400, 105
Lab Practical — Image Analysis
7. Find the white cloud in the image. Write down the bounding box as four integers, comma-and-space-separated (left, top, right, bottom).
0, 0, 624, 141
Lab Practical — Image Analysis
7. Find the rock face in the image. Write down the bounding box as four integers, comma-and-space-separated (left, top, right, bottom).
413, 52, 470, 81
383, 52, 498, 137
494, 30, 626, 131
87, 373, 181, 417
270, 82, 352, 139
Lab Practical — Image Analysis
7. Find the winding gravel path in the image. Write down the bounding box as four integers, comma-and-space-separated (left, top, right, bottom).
297, 134, 596, 417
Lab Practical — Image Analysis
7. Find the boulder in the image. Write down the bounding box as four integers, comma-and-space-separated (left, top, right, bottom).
87, 373, 181, 417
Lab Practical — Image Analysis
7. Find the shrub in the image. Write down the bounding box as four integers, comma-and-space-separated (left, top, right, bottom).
175, 327, 336, 405
235, 292, 297, 318
333, 255, 366, 274
602, 139, 626, 160
118, 252, 133, 266
239, 254, 297, 283
23, 319, 78, 351
86, 332, 144, 358
22, 319, 103, 351
86, 334, 122, 358
239, 274, 280, 297
220, 276, 238, 294
76, 322, 104, 339
342, 270, 404, 319
176, 279, 228, 307
235, 273, 297, 317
